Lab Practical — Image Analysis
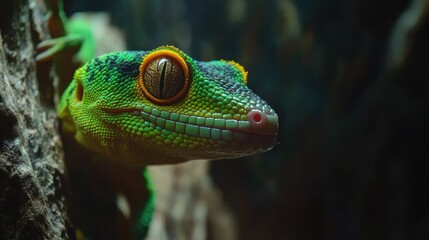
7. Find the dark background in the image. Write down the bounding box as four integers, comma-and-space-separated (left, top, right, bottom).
67, 0, 428, 239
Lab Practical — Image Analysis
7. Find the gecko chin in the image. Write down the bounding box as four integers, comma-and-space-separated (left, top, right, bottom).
147, 131, 278, 163
205, 134, 278, 159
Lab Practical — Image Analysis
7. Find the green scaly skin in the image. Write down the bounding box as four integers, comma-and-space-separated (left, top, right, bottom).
58, 46, 278, 166
57, 45, 278, 239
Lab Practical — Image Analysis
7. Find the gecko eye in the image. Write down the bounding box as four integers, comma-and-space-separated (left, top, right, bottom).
138, 49, 190, 104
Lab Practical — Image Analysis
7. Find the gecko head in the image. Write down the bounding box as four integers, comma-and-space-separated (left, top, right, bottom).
59, 46, 278, 166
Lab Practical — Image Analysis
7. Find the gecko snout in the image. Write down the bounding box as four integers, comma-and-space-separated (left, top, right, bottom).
247, 110, 279, 136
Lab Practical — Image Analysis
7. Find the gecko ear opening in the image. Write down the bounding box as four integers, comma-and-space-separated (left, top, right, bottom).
76, 81, 84, 102
138, 48, 191, 105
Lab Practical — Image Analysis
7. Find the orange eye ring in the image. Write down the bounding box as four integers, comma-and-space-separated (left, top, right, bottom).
138, 48, 191, 105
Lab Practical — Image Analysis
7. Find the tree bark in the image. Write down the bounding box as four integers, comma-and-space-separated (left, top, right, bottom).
0, 0, 70, 239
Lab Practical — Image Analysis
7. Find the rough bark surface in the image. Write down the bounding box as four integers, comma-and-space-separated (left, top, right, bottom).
147, 161, 236, 240
0, 0, 69, 239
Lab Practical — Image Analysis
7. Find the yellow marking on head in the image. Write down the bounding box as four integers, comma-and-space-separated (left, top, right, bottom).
223, 60, 248, 85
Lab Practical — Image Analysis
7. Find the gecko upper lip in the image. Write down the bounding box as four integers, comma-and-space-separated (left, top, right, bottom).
102, 107, 278, 140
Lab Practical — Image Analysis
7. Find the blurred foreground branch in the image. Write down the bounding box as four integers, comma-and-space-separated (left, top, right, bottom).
387, 0, 429, 70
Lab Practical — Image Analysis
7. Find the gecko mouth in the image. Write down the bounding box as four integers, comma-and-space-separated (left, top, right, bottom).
103, 107, 278, 149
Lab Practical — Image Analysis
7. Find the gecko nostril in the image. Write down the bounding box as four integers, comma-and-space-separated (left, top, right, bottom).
248, 110, 266, 125
252, 112, 262, 123
247, 110, 279, 136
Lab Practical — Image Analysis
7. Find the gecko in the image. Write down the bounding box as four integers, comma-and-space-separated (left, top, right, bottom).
58, 45, 278, 239
37, 1, 278, 239
58, 45, 279, 165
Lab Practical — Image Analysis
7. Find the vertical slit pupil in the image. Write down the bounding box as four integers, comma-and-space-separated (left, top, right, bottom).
142, 55, 186, 102
159, 60, 167, 98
